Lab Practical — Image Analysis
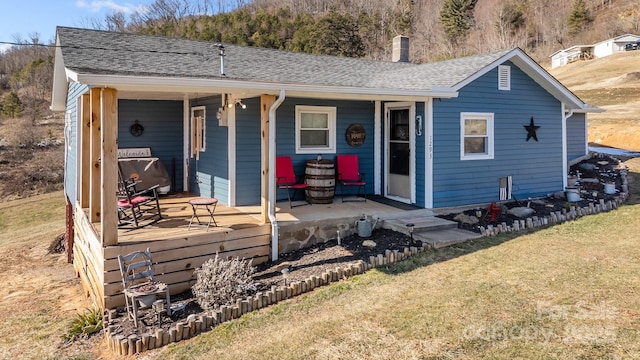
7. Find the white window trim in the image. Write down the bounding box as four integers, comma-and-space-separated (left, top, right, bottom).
460, 112, 494, 161
191, 106, 206, 154
498, 65, 511, 91
295, 105, 336, 154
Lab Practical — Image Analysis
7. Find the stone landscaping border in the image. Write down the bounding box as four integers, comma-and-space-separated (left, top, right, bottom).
479, 195, 627, 236
478, 158, 629, 236
102, 156, 630, 355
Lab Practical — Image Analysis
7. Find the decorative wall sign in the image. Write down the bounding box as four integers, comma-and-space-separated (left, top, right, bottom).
345, 123, 366, 147
524, 117, 540, 142
118, 147, 152, 158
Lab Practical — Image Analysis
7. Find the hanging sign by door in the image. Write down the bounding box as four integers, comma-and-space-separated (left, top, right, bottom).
345, 123, 366, 147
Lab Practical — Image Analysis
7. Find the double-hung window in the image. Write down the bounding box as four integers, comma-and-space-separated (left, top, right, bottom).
295, 105, 336, 154
460, 112, 494, 160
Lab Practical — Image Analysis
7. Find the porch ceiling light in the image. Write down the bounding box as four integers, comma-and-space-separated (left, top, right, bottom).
235, 99, 247, 109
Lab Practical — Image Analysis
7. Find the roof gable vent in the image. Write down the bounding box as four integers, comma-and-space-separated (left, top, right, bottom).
498, 65, 510, 90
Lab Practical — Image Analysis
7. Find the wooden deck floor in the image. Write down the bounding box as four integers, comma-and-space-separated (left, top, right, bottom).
115, 193, 265, 243
106, 193, 436, 244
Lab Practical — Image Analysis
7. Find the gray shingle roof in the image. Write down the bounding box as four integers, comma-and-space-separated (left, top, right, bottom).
56, 26, 512, 91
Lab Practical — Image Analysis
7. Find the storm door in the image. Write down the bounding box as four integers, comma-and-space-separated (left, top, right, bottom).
385, 103, 415, 203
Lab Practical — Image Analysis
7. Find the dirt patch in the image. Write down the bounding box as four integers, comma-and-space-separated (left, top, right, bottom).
626, 72, 640, 80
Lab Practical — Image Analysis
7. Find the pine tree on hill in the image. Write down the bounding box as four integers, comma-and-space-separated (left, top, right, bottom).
568, 0, 593, 35
439, 0, 479, 47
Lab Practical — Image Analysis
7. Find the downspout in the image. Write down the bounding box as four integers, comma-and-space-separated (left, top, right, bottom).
269, 89, 286, 261
562, 104, 574, 189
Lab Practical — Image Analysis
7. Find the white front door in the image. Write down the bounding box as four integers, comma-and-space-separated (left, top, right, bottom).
385, 102, 415, 203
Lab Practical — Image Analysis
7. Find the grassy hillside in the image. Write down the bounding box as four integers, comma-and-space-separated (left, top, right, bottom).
0, 192, 97, 360
550, 50, 640, 151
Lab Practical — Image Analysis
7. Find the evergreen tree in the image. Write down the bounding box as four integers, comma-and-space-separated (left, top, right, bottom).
295, 11, 365, 57
496, 2, 526, 35
568, 0, 593, 35
439, 0, 479, 46
1, 91, 22, 118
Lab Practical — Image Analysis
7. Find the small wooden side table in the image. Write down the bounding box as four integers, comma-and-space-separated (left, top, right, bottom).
188, 197, 218, 231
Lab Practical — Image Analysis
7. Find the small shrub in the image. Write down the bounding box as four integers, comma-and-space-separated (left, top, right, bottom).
9, 118, 43, 148
192, 254, 257, 311
64, 307, 103, 341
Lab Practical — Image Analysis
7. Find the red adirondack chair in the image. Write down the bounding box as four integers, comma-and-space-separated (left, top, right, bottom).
276, 156, 309, 208
336, 154, 366, 202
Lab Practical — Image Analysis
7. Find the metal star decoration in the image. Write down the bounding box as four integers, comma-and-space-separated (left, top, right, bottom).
524, 117, 540, 142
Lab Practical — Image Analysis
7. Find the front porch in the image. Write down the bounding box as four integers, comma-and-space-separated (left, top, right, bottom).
75, 193, 437, 309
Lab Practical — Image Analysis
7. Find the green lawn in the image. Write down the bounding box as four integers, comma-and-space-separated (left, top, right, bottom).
154, 161, 640, 359
3, 165, 639, 360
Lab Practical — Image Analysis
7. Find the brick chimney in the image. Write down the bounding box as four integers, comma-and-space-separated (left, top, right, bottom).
392, 35, 410, 62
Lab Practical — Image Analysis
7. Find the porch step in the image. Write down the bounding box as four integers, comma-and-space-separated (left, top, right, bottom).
382, 216, 482, 249
413, 228, 483, 249
382, 216, 458, 234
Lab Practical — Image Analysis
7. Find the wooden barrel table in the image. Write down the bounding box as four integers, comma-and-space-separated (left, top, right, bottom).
305, 159, 335, 204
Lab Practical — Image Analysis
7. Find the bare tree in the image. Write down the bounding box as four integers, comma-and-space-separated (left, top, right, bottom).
619, 8, 640, 33
105, 11, 128, 32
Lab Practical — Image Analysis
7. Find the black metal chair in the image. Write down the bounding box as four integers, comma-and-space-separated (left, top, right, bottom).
117, 165, 162, 228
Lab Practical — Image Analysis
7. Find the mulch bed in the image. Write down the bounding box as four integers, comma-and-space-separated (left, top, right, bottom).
106, 229, 414, 339
437, 154, 625, 233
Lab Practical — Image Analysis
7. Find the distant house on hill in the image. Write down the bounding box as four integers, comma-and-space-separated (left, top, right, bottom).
550, 45, 593, 69
550, 34, 640, 69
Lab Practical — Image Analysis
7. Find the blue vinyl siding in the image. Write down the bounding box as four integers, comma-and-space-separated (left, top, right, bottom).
274, 98, 376, 202
432, 61, 564, 208
118, 100, 184, 192
184, 97, 376, 206
189, 96, 228, 203
235, 97, 262, 205
566, 113, 587, 161
64, 82, 89, 208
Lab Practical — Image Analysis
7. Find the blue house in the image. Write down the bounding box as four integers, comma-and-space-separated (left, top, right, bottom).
51, 27, 599, 308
